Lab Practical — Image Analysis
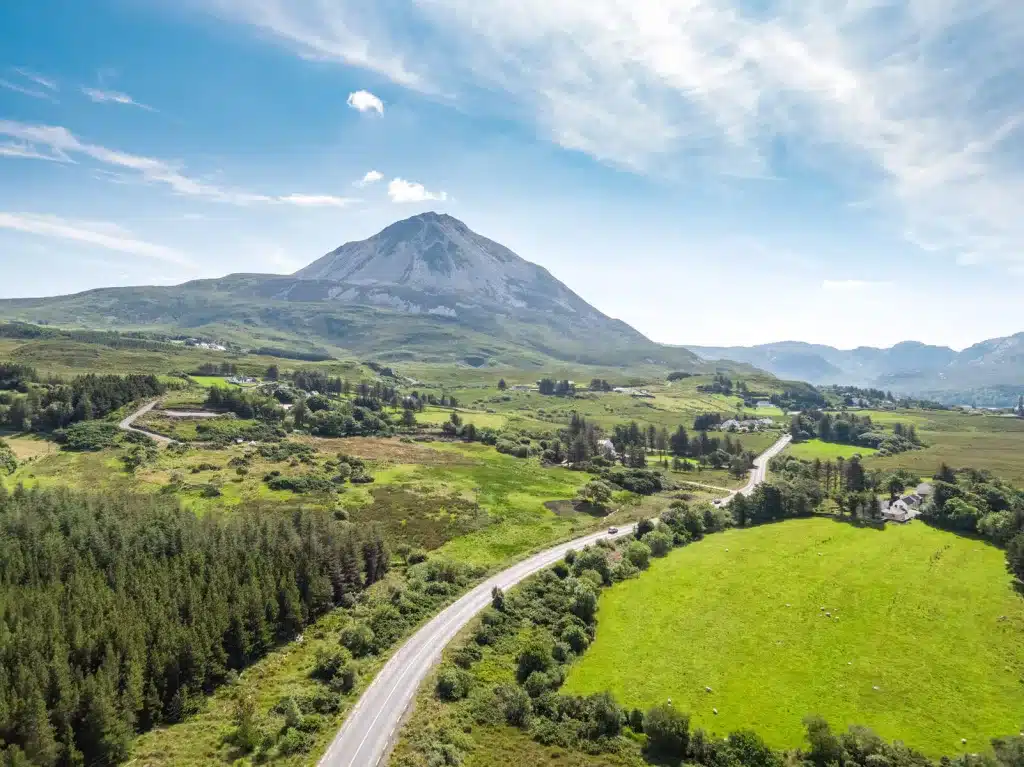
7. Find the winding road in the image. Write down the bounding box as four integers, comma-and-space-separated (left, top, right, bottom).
118, 400, 173, 444
318, 433, 792, 767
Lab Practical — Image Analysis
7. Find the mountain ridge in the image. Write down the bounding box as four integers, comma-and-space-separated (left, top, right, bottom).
685, 337, 1024, 404
0, 213, 702, 370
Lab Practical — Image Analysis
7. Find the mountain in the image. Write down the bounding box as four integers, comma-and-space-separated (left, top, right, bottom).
686, 337, 1024, 404
0, 212, 703, 370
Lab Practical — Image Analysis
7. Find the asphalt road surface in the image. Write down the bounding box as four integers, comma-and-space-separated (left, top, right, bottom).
318, 434, 792, 767
118, 400, 172, 444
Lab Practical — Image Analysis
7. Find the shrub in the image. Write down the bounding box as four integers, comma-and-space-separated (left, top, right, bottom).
312, 647, 354, 686
642, 530, 674, 557
516, 631, 555, 682
495, 684, 532, 727
0, 440, 17, 475
644, 704, 690, 759
524, 671, 554, 698
560, 624, 589, 654
276, 728, 314, 755
340, 622, 375, 657
451, 644, 482, 669
436, 665, 472, 701
56, 422, 120, 451
625, 540, 652, 571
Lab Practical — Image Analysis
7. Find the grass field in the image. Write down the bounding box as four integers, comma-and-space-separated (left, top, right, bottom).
859, 410, 1024, 486
563, 518, 1024, 756
189, 375, 244, 389
785, 439, 879, 460
415, 407, 509, 429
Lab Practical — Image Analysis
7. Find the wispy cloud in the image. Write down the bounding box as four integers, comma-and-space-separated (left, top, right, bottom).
199, 0, 1024, 272
0, 79, 56, 102
14, 68, 57, 91
0, 212, 192, 266
1, 67, 59, 101
387, 177, 447, 203
204, 0, 425, 88
82, 87, 156, 112
357, 169, 384, 186
276, 193, 357, 207
0, 120, 353, 208
347, 89, 383, 114
822, 280, 893, 292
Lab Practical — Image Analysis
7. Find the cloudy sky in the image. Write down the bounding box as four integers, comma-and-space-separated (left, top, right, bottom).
1, 0, 1022, 350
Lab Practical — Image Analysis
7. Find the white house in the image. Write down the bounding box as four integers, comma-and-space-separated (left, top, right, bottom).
881, 494, 923, 523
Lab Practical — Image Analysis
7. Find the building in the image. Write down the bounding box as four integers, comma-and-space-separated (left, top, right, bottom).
881, 490, 926, 523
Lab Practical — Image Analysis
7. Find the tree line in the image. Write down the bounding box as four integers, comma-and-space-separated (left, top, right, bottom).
0, 373, 164, 432
790, 411, 921, 455
0, 485, 388, 766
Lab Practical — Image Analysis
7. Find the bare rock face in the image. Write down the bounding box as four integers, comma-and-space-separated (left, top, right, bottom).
293, 212, 606, 325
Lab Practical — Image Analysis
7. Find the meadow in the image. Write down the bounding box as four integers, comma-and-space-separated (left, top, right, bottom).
785, 439, 879, 460
859, 409, 1024, 485
562, 518, 1024, 756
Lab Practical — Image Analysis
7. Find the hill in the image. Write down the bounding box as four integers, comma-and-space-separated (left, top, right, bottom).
0, 213, 704, 370
687, 338, 1024, 404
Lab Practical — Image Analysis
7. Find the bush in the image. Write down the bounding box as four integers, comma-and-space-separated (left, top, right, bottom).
524, 671, 554, 698
495, 684, 532, 727
436, 665, 472, 701
625, 540, 652, 570
516, 631, 555, 682
642, 530, 674, 557
644, 704, 690, 759
56, 422, 120, 451
340, 622, 375, 657
312, 647, 354, 687
451, 644, 482, 669
277, 728, 314, 755
0, 440, 17, 476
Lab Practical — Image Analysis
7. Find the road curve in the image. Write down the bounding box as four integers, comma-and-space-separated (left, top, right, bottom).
318, 434, 792, 767
118, 400, 173, 444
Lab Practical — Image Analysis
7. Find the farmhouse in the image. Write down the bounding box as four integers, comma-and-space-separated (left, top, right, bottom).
881, 489, 928, 523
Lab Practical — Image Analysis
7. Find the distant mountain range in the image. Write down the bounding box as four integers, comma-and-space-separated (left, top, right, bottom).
0, 212, 705, 370
685, 339, 1024, 405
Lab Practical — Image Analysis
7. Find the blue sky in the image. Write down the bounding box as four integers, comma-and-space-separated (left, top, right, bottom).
1, 0, 1022, 350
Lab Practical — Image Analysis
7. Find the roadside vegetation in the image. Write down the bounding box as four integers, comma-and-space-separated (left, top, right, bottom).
393, 489, 1024, 766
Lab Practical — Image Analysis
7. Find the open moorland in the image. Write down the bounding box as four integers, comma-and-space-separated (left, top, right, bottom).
562, 518, 1024, 755
858, 409, 1024, 485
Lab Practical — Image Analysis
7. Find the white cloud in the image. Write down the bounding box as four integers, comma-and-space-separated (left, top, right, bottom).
822, 280, 893, 292
0, 120, 352, 208
198, 0, 1024, 272
13, 68, 57, 91
202, 0, 425, 88
276, 193, 357, 207
347, 89, 384, 113
357, 169, 384, 186
387, 177, 447, 203
81, 87, 156, 112
0, 212, 192, 266
0, 79, 57, 102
